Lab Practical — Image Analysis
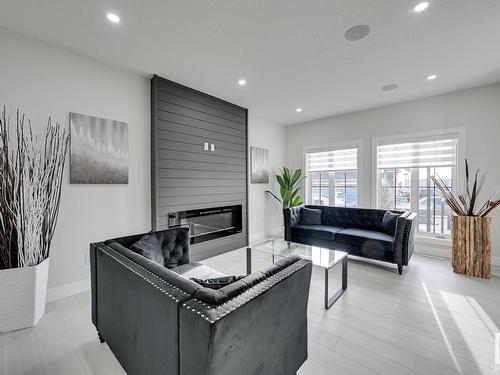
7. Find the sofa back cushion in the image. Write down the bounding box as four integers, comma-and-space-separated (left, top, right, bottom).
306, 205, 388, 231
162, 227, 191, 268
104, 241, 199, 295
111, 227, 191, 268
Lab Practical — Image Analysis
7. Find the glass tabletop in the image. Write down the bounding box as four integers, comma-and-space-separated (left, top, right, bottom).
250, 239, 347, 269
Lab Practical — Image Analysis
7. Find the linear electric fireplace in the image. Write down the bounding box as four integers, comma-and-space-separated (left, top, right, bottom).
167, 205, 242, 244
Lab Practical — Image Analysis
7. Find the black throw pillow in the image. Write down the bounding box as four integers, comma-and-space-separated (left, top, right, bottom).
300, 207, 322, 225
381, 211, 400, 235
191, 275, 245, 290
130, 231, 164, 266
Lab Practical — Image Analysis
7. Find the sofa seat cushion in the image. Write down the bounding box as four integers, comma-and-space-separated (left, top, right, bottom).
171, 263, 225, 280
335, 228, 394, 253
291, 224, 343, 241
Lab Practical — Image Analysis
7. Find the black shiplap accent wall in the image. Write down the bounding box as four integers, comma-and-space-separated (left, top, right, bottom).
151, 75, 248, 260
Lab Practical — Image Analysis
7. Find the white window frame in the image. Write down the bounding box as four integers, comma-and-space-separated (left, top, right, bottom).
303, 139, 363, 207
371, 127, 466, 240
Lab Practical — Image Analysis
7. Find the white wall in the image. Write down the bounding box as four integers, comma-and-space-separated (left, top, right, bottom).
286, 83, 500, 264
0, 28, 287, 298
0, 28, 151, 298
248, 114, 286, 242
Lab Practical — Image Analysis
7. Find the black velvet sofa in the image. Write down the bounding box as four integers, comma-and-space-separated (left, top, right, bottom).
284, 205, 417, 274
90, 228, 312, 375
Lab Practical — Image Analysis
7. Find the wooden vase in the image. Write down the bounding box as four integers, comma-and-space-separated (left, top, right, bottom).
452, 216, 492, 278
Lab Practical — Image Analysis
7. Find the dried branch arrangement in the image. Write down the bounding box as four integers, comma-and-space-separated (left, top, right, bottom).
431, 159, 499, 217
0, 108, 69, 269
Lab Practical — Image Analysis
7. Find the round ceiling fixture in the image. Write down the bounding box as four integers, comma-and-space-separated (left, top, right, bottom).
106, 13, 120, 23
414, 2, 429, 12
344, 25, 371, 41
381, 84, 398, 91
238, 79, 246, 86
427, 74, 437, 80
296, 108, 303, 113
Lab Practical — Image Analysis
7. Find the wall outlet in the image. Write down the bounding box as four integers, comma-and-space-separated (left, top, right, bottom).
210, 143, 215, 152
204, 142, 209, 151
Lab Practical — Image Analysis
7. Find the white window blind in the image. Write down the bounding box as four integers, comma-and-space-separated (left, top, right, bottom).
377, 138, 457, 169
306, 148, 358, 172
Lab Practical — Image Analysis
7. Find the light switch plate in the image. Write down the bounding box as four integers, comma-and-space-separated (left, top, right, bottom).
210, 143, 215, 152
204, 142, 209, 151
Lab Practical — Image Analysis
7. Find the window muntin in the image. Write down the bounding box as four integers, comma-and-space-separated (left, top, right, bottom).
376, 138, 457, 237
306, 148, 358, 207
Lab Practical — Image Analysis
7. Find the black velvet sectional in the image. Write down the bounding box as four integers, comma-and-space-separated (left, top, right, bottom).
284, 205, 417, 274
90, 228, 312, 375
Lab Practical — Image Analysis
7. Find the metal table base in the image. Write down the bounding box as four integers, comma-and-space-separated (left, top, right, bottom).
324, 256, 348, 309
246, 246, 348, 310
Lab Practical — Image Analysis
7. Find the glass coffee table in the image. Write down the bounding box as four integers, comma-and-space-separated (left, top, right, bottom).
247, 239, 348, 309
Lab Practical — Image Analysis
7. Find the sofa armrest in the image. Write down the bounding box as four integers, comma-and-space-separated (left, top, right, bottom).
283, 206, 303, 241
90, 242, 197, 375
393, 212, 417, 266
179, 258, 312, 375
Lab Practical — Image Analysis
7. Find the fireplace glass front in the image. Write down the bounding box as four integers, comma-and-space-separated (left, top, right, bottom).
167, 205, 242, 244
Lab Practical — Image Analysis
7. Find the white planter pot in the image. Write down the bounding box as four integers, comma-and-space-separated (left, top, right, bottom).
0, 257, 50, 333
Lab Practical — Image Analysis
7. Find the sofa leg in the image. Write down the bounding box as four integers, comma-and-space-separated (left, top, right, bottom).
98, 332, 105, 344
397, 265, 403, 275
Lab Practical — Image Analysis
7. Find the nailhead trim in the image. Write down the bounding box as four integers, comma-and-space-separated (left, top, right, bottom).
100, 249, 182, 302
182, 259, 310, 324
101, 243, 189, 295
98, 243, 311, 324
402, 216, 415, 265
99, 244, 190, 302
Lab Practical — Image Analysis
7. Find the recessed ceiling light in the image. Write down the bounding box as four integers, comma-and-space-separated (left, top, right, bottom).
427, 74, 437, 80
414, 2, 429, 12
238, 79, 246, 86
344, 25, 371, 42
381, 84, 398, 91
106, 13, 120, 23
296, 108, 303, 113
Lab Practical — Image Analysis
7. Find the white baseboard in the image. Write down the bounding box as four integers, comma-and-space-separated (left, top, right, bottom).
43, 246, 498, 302
414, 236, 452, 259
47, 278, 90, 302
249, 226, 283, 244
45, 228, 279, 303
415, 239, 500, 267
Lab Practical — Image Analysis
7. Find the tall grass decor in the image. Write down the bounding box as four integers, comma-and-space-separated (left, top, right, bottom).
0, 107, 69, 269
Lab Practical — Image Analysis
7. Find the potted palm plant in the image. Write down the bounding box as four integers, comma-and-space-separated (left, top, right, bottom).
431, 159, 499, 278
275, 166, 306, 208
0, 108, 69, 332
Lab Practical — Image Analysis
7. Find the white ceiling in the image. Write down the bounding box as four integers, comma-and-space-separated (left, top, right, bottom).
1, 0, 500, 125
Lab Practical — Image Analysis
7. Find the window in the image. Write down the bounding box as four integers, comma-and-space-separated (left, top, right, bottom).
376, 138, 458, 236
306, 147, 358, 207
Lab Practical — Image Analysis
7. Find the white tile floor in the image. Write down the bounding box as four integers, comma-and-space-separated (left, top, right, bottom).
2, 248, 500, 375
